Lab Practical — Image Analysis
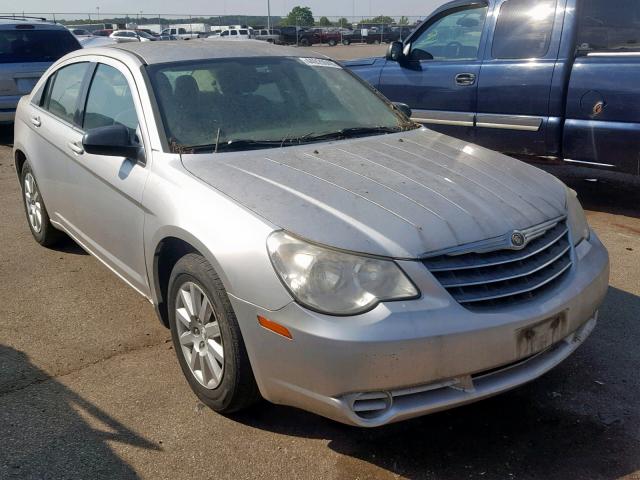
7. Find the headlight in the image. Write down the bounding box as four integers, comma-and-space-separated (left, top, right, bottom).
267, 231, 419, 315
566, 188, 590, 245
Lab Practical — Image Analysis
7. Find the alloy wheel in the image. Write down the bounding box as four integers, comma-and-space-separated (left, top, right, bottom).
24, 172, 43, 233
175, 281, 224, 389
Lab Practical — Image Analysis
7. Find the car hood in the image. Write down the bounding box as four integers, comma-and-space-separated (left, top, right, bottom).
181, 128, 567, 258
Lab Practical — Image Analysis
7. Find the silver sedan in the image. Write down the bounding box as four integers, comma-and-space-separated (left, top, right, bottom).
13, 41, 609, 427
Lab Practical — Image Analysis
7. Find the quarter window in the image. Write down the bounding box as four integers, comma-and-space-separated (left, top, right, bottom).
492, 0, 557, 59
410, 5, 488, 61
577, 0, 640, 52
43, 62, 89, 125
83, 64, 139, 133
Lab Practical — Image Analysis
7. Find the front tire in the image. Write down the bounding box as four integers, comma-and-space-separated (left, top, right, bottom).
20, 162, 63, 247
168, 253, 260, 413
342, 38, 351, 45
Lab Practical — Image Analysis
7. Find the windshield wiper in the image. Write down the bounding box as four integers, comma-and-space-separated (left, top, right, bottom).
176, 125, 416, 154
184, 139, 288, 153
295, 126, 404, 143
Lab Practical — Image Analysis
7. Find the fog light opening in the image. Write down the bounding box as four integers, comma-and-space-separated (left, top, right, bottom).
351, 391, 393, 419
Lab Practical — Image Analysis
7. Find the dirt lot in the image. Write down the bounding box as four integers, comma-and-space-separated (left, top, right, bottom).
0, 44, 639, 479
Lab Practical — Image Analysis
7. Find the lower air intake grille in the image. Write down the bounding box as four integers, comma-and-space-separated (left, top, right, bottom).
423, 220, 572, 310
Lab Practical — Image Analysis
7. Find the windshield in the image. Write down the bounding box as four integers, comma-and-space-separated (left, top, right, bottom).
0, 29, 80, 63
148, 56, 415, 152
138, 31, 155, 39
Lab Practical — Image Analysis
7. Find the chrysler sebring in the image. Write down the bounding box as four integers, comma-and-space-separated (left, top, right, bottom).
13, 41, 609, 426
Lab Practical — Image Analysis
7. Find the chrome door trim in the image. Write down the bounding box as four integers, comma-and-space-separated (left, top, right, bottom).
411, 109, 475, 127
475, 114, 543, 131
563, 158, 616, 168
587, 52, 640, 57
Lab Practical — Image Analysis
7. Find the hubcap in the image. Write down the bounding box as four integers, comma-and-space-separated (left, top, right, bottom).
24, 173, 43, 233
175, 281, 224, 389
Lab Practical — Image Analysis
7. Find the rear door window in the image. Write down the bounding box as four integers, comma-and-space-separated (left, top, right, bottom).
492, 0, 557, 59
0, 29, 80, 63
577, 0, 640, 52
42, 62, 89, 125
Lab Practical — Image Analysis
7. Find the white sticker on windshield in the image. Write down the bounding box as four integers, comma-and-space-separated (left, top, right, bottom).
298, 57, 341, 68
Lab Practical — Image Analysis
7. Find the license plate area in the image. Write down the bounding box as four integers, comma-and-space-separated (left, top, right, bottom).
516, 311, 569, 359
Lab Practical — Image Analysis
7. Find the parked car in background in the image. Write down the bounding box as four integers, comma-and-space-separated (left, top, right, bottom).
70, 28, 93, 38
0, 16, 80, 123
160, 27, 199, 40
78, 35, 117, 48
342, 27, 397, 45
390, 25, 415, 42
13, 40, 608, 427
213, 28, 253, 40
279, 26, 320, 46
92, 29, 113, 37
308, 28, 341, 46
253, 29, 280, 43
110, 30, 153, 43
346, 0, 640, 178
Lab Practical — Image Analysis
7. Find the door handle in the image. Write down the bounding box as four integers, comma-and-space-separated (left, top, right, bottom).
30, 116, 41, 127
455, 73, 477, 86
67, 141, 84, 155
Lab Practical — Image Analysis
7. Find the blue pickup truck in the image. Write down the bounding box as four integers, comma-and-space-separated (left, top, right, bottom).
346, 0, 640, 177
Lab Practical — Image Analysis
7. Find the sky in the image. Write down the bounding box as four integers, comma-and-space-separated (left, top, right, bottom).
9, 0, 445, 19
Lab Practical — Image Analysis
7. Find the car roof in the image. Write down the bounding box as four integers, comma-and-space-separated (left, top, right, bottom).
0, 17, 68, 30
105, 39, 326, 65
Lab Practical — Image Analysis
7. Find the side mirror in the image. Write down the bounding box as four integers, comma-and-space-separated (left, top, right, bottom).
83, 125, 144, 161
393, 102, 412, 118
386, 41, 404, 61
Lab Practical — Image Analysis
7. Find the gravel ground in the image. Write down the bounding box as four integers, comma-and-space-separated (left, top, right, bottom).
0, 44, 638, 479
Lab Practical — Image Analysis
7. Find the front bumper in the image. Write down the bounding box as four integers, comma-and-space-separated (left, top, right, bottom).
230, 232, 609, 427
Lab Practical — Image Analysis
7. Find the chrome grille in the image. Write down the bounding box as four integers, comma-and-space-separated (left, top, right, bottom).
423, 220, 572, 309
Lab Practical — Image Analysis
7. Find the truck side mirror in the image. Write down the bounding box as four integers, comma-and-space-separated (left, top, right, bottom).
393, 102, 412, 118
386, 41, 404, 61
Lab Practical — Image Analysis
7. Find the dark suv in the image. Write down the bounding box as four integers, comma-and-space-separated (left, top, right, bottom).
0, 16, 80, 123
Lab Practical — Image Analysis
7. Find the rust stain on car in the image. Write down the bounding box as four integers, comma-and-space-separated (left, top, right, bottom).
516, 312, 568, 358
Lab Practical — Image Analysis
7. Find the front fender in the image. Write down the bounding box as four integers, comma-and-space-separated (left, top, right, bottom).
343, 57, 387, 89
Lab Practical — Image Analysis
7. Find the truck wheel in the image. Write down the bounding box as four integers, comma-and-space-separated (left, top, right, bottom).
342, 38, 351, 46
328, 39, 337, 46
373, 39, 381, 44
299, 38, 310, 47
168, 253, 260, 413
20, 162, 63, 247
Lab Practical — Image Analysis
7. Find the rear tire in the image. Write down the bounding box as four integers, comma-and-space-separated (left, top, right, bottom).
342, 38, 351, 45
20, 162, 63, 247
168, 253, 260, 413
328, 39, 337, 46
299, 38, 310, 47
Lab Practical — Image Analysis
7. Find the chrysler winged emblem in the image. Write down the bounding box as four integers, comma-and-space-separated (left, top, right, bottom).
510, 231, 526, 249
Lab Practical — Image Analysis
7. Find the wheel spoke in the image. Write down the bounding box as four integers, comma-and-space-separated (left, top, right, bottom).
208, 339, 224, 363
179, 331, 195, 345
189, 283, 201, 317
180, 288, 195, 316
176, 307, 191, 329
204, 351, 222, 382
198, 296, 211, 323
204, 321, 220, 339
189, 349, 199, 370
